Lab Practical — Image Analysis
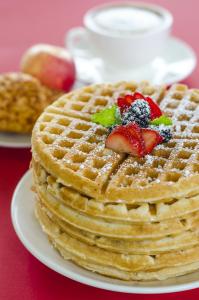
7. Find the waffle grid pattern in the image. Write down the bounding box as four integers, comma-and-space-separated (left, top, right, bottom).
32, 81, 199, 281
33, 82, 199, 202
33, 160, 199, 222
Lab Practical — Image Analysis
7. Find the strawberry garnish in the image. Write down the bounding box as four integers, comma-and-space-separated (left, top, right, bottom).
141, 128, 163, 155
106, 124, 163, 156
92, 91, 171, 157
145, 96, 162, 120
117, 96, 133, 113
117, 93, 145, 114
131, 92, 145, 101
105, 123, 145, 157
117, 92, 162, 120
126, 122, 144, 145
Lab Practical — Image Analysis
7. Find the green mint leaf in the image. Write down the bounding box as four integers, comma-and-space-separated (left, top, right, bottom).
115, 107, 122, 125
91, 105, 121, 127
150, 115, 172, 126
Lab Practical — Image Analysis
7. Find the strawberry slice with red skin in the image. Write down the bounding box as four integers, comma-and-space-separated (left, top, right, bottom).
125, 95, 135, 104
117, 92, 162, 120
117, 96, 132, 113
145, 96, 162, 120
117, 93, 145, 113
131, 92, 145, 101
105, 123, 145, 157
126, 122, 144, 145
142, 128, 163, 155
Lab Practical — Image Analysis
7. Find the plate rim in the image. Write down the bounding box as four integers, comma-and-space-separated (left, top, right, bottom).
11, 170, 199, 294
0, 133, 31, 148
166, 36, 197, 84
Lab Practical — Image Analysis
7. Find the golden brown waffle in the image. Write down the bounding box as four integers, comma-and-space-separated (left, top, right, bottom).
39, 201, 199, 255
56, 245, 199, 281
33, 159, 199, 222
45, 80, 165, 121
36, 185, 199, 240
35, 201, 199, 280
0, 72, 62, 133
32, 81, 199, 281
32, 82, 199, 202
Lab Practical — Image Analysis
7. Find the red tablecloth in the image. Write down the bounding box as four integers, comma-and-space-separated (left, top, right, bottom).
0, 0, 199, 299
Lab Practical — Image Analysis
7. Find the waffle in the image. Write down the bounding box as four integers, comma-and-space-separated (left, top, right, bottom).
55, 246, 199, 281
38, 201, 199, 255
32, 81, 199, 281
36, 184, 199, 240
32, 82, 199, 202
0, 72, 62, 133
33, 159, 199, 222
35, 201, 199, 280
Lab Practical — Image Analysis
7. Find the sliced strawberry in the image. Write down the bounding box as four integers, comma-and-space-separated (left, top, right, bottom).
117, 93, 145, 114
145, 96, 162, 120
117, 93, 145, 113
106, 131, 140, 156
117, 96, 132, 113
142, 128, 163, 155
125, 94, 135, 104
105, 124, 145, 157
131, 92, 145, 101
125, 122, 144, 146
117, 92, 162, 120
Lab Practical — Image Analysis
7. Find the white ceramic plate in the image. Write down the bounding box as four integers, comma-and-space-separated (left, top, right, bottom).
68, 36, 197, 86
0, 132, 31, 148
11, 170, 199, 294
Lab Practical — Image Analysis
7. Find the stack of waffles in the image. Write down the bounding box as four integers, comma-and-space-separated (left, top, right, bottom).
32, 81, 199, 281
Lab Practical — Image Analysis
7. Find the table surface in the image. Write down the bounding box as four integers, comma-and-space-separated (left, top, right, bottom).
0, 0, 199, 299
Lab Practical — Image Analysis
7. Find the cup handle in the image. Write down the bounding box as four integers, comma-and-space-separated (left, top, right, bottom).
66, 27, 89, 57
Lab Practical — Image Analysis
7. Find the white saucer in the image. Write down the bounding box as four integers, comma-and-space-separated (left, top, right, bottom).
11, 170, 199, 294
69, 36, 197, 85
0, 132, 31, 148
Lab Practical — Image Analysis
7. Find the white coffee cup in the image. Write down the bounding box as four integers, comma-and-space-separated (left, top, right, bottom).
66, 2, 173, 69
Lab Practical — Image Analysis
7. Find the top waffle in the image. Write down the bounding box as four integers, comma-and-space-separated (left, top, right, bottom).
32, 81, 199, 202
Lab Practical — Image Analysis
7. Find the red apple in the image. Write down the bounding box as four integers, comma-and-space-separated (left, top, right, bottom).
20, 44, 76, 92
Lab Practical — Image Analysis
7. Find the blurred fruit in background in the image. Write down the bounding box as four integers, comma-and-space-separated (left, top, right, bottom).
20, 44, 76, 92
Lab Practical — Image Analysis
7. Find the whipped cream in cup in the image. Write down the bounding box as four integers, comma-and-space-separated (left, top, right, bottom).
66, 2, 173, 69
